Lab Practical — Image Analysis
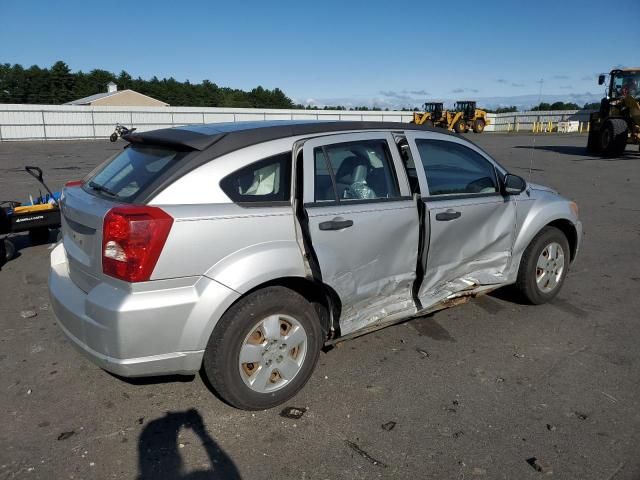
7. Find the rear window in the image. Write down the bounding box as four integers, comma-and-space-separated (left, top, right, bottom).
84, 145, 188, 201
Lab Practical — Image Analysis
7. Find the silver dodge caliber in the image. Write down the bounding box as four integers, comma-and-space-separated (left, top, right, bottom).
49, 121, 582, 410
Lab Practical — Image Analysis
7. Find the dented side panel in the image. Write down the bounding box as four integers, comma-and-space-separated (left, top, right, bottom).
300, 132, 419, 336
417, 196, 517, 305
306, 201, 419, 335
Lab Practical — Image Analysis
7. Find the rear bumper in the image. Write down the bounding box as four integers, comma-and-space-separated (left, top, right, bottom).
49, 243, 240, 377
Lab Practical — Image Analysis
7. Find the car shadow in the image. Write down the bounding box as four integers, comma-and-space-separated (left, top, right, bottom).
138, 409, 241, 480
514, 145, 640, 160
488, 286, 529, 305
107, 372, 196, 385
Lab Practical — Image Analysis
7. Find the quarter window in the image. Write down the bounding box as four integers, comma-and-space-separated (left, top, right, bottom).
313, 140, 400, 202
415, 139, 498, 196
220, 152, 291, 203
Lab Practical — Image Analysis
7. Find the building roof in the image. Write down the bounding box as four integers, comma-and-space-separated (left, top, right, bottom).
64, 89, 168, 106
64, 91, 119, 105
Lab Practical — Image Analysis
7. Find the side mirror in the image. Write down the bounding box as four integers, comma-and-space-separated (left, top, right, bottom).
598, 74, 605, 85
503, 173, 526, 195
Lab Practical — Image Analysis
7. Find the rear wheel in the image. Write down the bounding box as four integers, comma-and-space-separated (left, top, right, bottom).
600, 119, 628, 157
202, 286, 324, 410
516, 226, 570, 304
472, 118, 486, 133
423, 119, 434, 128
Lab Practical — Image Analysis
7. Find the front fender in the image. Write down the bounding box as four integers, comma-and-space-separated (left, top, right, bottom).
204, 240, 308, 294
511, 191, 580, 274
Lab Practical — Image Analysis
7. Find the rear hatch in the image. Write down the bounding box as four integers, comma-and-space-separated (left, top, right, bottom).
62, 145, 190, 291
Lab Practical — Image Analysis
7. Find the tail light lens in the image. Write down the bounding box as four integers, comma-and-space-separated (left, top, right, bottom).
102, 206, 173, 282
64, 180, 83, 187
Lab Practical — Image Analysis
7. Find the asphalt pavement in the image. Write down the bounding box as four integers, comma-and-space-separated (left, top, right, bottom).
1, 133, 639, 479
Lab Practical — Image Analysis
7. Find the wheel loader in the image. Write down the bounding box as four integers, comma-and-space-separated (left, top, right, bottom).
587, 67, 640, 157
411, 102, 444, 127
452, 101, 490, 133
412, 101, 489, 133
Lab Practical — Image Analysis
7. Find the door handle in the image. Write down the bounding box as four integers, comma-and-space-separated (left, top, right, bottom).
435, 210, 462, 221
319, 218, 354, 231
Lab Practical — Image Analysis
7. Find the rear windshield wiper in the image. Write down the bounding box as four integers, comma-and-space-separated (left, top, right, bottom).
88, 181, 117, 197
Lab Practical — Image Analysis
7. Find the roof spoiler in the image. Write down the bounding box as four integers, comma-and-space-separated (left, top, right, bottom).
123, 128, 225, 151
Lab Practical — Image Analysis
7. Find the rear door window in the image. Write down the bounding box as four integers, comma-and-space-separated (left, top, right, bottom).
85, 145, 188, 201
313, 140, 400, 202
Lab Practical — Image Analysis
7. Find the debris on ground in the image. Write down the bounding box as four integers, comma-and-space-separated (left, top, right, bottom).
20, 310, 37, 319
280, 407, 307, 420
453, 430, 464, 438
345, 440, 387, 468
57, 431, 76, 441
472, 467, 487, 475
546, 423, 556, 431
416, 348, 430, 358
513, 353, 525, 359
573, 411, 588, 421
496, 377, 505, 383
381, 421, 396, 431
526, 457, 552, 474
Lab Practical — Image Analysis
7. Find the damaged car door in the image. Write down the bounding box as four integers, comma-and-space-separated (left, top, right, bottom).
406, 132, 517, 307
301, 132, 420, 336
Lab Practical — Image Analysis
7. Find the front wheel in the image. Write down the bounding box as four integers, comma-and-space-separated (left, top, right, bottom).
600, 119, 628, 157
515, 226, 570, 304
202, 286, 324, 410
454, 119, 467, 133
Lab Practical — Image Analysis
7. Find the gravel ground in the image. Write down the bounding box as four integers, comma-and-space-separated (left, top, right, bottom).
1, 134, 639, 480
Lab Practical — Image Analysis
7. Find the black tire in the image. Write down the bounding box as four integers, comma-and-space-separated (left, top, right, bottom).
454, 119, 467, 133
586, 127, 601, 153
109, 132, 118, 142
0, 239, 6, 267
472, 118, 486, 133
600, 119, 628, 157
423, 119, 434, 128
516, 226, 570, 305
202, 286, 324, 410
29, 227, 50, 245
1, 238, 15, 265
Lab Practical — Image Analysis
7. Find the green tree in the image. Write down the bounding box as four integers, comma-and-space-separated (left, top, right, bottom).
0, 61, 297, 108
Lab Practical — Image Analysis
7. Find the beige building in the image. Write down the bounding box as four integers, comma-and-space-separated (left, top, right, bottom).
65, 82, 169, 107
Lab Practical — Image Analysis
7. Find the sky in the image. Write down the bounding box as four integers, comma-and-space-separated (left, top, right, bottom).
1, 0, 638, 109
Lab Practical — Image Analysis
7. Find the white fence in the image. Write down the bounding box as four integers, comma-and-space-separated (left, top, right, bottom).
0, 104, 595, 141
489, 110, 593, 132
0, 104, 416, 141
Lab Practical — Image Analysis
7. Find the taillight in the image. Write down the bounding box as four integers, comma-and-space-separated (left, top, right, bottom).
102, 206, 173, 282
65, 180, 83, 187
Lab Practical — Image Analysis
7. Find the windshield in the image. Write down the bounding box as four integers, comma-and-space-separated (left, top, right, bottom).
84, 145, 188, 201
612, 71, 640, 98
